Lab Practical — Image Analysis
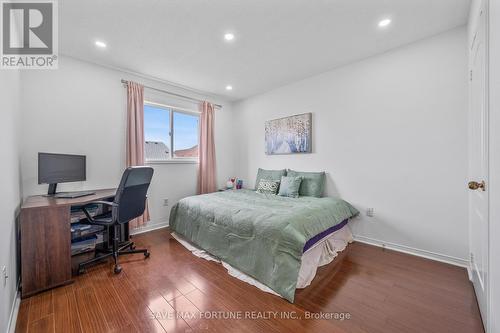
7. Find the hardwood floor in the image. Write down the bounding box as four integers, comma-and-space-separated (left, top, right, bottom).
15, 228, 484, 333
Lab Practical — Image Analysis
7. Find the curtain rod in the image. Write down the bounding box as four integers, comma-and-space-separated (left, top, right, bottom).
121, 79, 222, 109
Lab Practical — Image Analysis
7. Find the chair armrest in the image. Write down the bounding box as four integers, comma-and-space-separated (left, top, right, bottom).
81, 201, 117, 223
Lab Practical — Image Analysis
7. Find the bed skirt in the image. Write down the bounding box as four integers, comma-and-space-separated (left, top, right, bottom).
171, 225, 353, 298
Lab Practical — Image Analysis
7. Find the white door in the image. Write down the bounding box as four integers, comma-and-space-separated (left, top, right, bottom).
469, 4, 489, 328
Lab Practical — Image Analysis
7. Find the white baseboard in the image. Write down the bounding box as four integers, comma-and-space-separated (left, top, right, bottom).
353, 235, 469, 268
130, 220, 169, 235
467, 265, 473, 281
7, 280, 21, 333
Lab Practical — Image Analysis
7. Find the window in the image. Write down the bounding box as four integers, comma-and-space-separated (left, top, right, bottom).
144, 102, 199, 162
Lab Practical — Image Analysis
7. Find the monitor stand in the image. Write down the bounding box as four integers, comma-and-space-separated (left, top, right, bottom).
44, 183, 58, 196
48, 183, 58, 195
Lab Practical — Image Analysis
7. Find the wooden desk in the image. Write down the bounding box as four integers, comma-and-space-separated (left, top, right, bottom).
20, 189, 116, 298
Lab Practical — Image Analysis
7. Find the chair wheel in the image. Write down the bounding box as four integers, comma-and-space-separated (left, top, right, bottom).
78, 267, 86, 275
114, 265, 122, 274
144, 251, 150, 258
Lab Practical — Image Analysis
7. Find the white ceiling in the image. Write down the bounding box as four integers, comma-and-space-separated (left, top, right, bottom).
60, 0, 470, 101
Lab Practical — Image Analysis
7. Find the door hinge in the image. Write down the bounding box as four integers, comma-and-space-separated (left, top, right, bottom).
470, 70, 473, 81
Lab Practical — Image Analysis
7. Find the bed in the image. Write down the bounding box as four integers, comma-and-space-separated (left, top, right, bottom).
169, 189, 359, 302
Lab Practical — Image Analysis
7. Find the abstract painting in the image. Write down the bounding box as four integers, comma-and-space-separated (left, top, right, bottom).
265, 113, 312, 155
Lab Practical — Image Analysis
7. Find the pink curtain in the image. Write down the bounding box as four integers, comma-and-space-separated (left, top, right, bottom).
198, 101, 217, 194
126, 81, 150, 228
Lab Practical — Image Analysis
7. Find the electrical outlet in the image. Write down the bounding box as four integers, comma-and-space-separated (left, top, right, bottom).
2, 266, 7, 287
366, 208, 374, 217
163, 198, 169, 206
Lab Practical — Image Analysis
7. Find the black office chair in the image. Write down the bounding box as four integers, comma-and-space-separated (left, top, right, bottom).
78, 166, 154, 274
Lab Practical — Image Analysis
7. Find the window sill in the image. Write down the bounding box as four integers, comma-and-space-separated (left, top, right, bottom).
146, 160, 199, 165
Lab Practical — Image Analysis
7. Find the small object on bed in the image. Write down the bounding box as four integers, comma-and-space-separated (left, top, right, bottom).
254, 168, 287, 189
226, 177, 237, 189
278, 176, 302, 198
256, 179, 280, 195
287, 169, 326, 197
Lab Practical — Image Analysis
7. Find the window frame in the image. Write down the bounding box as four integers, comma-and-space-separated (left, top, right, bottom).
144, 101, 200, 164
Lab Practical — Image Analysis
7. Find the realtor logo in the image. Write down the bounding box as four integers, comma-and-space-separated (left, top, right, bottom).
1, 0, 58, 69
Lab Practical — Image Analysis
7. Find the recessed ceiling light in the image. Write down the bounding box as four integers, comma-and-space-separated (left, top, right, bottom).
225, 85, 233, 91
224, 33, 235, 41
378, 19, 392, 28
95, 40, 107, 48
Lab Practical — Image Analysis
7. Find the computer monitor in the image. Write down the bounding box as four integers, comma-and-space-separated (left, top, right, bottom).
38, 153, 86, 195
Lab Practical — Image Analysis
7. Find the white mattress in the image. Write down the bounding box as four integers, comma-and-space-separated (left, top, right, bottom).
171, 225, 353, 298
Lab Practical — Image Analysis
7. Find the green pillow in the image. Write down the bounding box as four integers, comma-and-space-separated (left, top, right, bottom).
287, 169, 325, 197
254, 168, 287, 189
256, 179, 280, 195
278, 176, 302, 198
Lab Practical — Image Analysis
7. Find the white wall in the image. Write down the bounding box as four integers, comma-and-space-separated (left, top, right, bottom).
0, 70, 21, 332
233, 27, 469, 264
20, 56, 235, 229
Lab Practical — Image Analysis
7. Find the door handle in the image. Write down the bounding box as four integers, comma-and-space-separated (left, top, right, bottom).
468, 180, 486, 191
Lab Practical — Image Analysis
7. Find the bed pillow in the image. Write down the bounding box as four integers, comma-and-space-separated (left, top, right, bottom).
287, 169, 325, 197
278, 176, 302, 198
254, 168, 287, 189
256, 179, 280, 195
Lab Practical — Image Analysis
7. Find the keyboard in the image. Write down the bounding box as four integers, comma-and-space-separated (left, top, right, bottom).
54, 191, 96, 199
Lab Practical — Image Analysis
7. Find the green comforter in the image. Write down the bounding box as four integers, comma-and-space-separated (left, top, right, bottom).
169, 189, 359, 302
